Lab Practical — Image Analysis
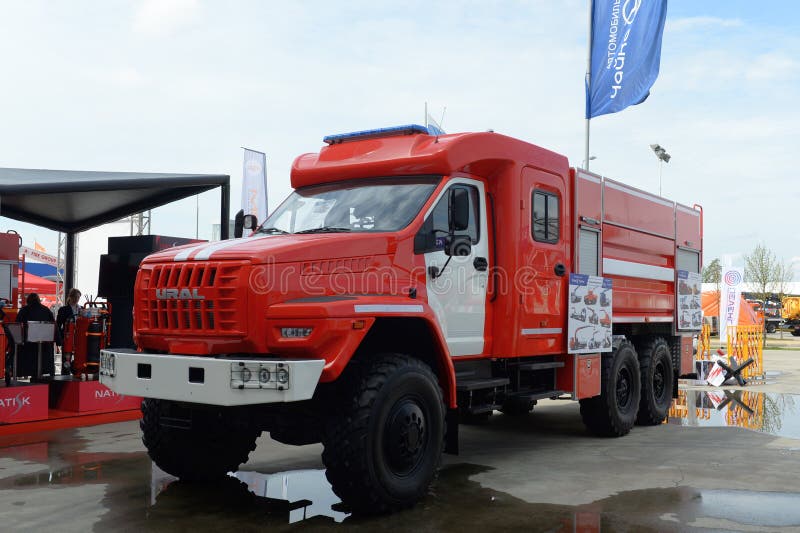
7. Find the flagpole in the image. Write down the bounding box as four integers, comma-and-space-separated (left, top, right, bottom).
584, 0, 594, 171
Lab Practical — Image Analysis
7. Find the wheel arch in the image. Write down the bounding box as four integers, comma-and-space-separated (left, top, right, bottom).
350, 316, 457, 409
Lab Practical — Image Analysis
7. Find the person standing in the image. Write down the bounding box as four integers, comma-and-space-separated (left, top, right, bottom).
16, 293, 57, 378
56, 288, 82, 375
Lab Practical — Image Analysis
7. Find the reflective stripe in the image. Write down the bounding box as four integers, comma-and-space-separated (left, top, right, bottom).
173, 243, 209, 261
194, 238, 257, 260
603, 258, 674, 282
173, 236, 272, 261
354, 304, 424, 313
521, 328, 563, 335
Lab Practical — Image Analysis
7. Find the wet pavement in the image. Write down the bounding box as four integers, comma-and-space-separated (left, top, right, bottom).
2, 392, 800, 532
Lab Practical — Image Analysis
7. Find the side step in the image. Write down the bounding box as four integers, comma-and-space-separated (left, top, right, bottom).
456, 377, 510, 391
506, 390, 566, 403
456, 377, 510, 415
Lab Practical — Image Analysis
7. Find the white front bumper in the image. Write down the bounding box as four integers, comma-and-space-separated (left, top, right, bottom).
99, 349, 325, 406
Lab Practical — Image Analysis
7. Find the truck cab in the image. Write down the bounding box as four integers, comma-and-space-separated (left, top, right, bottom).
101, 125, 702, 514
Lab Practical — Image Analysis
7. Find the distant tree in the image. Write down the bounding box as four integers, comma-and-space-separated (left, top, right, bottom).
744, 243, 777, 302
702, 258, 721, 293
773, 259, 794, 298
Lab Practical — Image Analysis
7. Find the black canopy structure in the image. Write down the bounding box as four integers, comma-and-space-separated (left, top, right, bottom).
0, 168, 231, 293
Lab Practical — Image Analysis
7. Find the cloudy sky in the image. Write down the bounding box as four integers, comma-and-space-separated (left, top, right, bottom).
1, 1, 798, 284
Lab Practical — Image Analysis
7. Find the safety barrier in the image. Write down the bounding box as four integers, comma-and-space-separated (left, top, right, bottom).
694, 323, 764, 380
726, 325, 764, 380
697, 323, 711, 359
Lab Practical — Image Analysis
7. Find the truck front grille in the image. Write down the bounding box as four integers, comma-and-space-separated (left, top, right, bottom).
137, 261, 247, 336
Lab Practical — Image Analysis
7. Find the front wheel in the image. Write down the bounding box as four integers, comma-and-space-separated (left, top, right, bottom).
579, 341, 641, 437
140, 399, 261, 481
322, 353, 445, 514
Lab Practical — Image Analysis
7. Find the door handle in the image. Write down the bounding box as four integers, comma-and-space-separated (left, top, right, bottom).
473, 257, 488, 271
554, 263, 566, 277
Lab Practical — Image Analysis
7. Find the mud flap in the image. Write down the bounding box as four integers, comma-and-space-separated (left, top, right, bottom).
444, 407, 459, 454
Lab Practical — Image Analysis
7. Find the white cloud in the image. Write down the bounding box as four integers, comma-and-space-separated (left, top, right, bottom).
110, 66, 146, 86
133, 0, 200, 35
745, 52, 800, 81
667, 16, 743, 32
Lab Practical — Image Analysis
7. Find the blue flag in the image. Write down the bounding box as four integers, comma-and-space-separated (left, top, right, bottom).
586, 0, 668, 119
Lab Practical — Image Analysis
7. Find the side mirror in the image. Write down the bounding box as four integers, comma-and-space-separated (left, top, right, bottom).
444, 235, 472, 257
449, 188, 470, 232
233, 209, 245, 239
243, 214, 258, 231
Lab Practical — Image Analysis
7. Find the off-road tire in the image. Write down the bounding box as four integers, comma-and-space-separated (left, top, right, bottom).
141, 398, 260, 481
322, 353, 445, 514
635, 337, 674, 425
579, 341, 641, 437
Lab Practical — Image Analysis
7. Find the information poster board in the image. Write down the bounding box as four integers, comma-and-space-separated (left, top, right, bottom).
677, 270, 702, 331
568, 274, 612, 354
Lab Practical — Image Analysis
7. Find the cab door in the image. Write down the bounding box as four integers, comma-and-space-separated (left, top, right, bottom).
517, 167, 569, 354
418, 178, 489, 356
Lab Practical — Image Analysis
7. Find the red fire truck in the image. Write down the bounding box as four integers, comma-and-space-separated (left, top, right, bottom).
100, 125, 702, 513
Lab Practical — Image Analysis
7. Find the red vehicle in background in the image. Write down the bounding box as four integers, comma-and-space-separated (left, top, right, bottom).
101, 125, 702, 513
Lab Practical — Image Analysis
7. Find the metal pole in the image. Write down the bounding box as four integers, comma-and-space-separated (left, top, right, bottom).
196, 194, 199, 239
584, 0, 594, 170
65, 232, 76, 295
220, 181, 231, 240
659, 159, 663, 196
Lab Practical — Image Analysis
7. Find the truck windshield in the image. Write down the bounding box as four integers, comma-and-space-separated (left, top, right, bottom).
258, 177, 440, 234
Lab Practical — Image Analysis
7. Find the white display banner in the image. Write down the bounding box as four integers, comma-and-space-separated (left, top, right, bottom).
241, 148, 268, 234
719, 267, 744, 343
677, 270, 702, 331
20, 246, 59, 267
567, 273, 613, 354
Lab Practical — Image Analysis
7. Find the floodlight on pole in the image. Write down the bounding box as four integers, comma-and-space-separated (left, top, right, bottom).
582, 155, 597, 169
650, 144, 671, 195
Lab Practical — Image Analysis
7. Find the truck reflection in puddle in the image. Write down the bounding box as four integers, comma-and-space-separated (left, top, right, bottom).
150, 464, 348, 524
668, 390, 800, 439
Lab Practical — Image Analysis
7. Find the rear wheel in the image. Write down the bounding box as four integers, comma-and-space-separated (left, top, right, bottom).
579, 341, 641, 437
635, 337, 674, 425
140, 399, 260, 481
322, 353, 445, 514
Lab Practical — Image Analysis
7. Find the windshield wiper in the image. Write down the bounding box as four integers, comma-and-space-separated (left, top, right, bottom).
294, 226, 352, 234
257, 227, 290, 235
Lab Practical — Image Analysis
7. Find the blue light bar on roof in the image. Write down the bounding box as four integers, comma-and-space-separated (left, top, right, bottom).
323, 124, 431, 145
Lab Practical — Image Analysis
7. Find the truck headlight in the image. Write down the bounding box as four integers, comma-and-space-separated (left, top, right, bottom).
280, 327, 312, 338
230, 362, 289, 390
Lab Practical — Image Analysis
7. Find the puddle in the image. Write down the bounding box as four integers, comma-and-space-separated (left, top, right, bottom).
2, 418, 800, 531
145, 464, 800, 531
669, 390, 800, 439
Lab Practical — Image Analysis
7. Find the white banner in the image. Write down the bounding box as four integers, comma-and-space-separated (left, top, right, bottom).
677, 270, 702, 331
567, 273, 613, 354
241, 148, 267, 234
20, 246, 59, 267
719, 267, 744, 343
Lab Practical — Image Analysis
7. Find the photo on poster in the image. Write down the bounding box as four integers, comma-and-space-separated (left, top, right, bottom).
568, 273, 612, 354
677, 270, 702, 331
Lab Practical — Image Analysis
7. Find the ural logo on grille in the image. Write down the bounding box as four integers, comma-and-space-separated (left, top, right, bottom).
155, 288, 206, 300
